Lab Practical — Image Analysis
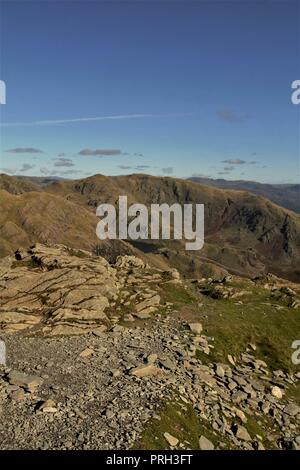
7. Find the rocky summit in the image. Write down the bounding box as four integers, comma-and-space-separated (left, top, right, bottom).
0, 242, 299, 450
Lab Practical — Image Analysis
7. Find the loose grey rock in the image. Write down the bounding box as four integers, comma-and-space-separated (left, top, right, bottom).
234, 425, 252, 441
284, 404, 300, 417
199, 435, 214, 450
164, 432, 179, 447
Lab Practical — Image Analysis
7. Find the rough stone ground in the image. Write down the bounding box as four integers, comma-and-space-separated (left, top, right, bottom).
0, 314, 299, 450
0, 244, 299, 450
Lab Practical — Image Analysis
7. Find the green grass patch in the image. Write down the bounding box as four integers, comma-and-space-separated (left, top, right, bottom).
134, 396, 234, 450
66, 248, 89, 258
196, 287, 300, 373
159, 282, 196, 307
11, 258, 40, 270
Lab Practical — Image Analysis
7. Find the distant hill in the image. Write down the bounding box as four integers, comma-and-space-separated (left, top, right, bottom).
16, 175, 66, 187
0, 174, 67, 193
188, 177, 300, 214
0, 173, 41, 194
1, 173, 300, 281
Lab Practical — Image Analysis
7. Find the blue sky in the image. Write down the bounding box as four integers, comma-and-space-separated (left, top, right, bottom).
0, 0, 299, 183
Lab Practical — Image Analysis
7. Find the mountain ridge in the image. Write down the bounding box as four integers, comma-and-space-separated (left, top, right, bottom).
188, 176, 300, 214
1, 173, 300, 282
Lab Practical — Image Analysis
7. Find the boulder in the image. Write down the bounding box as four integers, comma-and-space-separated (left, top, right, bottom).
8, 370, 44, 392
234, 425, 251, 441
188, 323, 203, 335
271, 386, 283, 399
135, 295, 160, 313
130, 364, 160, 378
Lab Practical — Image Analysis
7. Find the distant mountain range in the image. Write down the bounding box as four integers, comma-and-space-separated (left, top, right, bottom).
1, 172, 300, 282
6, 175, 299, 214
188, 177, 300, 214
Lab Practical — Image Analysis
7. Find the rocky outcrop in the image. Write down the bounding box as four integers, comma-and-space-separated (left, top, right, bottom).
0, 244, 162, 335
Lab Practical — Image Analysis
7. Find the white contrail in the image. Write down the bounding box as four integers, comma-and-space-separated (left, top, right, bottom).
0, 113, 188, 127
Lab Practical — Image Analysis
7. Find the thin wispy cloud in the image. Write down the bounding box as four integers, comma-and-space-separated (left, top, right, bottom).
58, 169, 82, 176
0, 113, 187, 127
118, 165, 132, 170
53, 158, 75, 167
135, 165, 151, 171
191, 173, 211, 178
19, 163, 35, 172
162, 167, 174, 174
79, 149, 126, 156
0, 167, 17, 175
6, 147, 43, 154
222, 159, 246, 165
118, 164, 151, 171
217, 109, 250, 123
